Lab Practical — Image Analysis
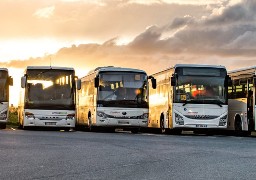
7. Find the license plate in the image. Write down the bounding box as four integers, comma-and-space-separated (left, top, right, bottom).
45, 122, 56, 125
196, 124, 207, 128
118, 121, 129, 125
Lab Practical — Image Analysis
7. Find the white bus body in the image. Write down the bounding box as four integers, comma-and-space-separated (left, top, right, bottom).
76, 66, 156, 133
0, 68, 13, 129
18, 66, 77, 130
149, 64, 229, 134
227, 66, 256, 135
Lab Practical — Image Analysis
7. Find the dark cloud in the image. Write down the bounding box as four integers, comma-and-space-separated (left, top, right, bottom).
1, 0, 256, 76
129, 0, 256, 57
206, 0, 256, 25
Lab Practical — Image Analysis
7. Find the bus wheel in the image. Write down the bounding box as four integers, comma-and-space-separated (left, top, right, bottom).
160, 114, 165, 134
18, 123, 23, 129
88, 117, 93, 131
0, 123, 6, 129
234, 116, 243, 136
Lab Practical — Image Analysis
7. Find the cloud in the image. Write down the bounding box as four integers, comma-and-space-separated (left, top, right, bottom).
1, 0, 256, 76
34, 6, 55, 18
129, 0, 256, 57
0, 0, 207, 41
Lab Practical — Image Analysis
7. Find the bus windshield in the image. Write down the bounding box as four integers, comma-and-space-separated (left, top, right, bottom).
25, 69, 75, 109
174, 76, 227, 105
0, 71, 8, 102
97, 72, 148, 108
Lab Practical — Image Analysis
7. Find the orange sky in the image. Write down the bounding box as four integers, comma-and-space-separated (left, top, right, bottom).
1, 0, 256, 106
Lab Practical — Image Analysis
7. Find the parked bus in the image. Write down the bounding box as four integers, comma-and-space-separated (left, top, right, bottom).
18, 66, 77, 130
0, 68, 13, 129
76, 66, 156, 133
227, 66, 256, 135
149, 64, 230, 134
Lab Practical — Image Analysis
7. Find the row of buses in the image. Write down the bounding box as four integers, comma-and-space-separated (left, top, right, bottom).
1, 64, 255, 136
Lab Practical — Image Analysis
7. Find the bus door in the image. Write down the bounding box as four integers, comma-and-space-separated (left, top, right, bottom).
168, 84, 173, 129
247, 86, 254, 131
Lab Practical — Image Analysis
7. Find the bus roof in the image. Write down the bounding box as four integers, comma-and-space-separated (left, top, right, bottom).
228, 66, 256, 78
87, 66, 146, 76
0, 68, 8, 72
174, 64, 226, 69
26, 66, 74, 71
151, 64, 226, 76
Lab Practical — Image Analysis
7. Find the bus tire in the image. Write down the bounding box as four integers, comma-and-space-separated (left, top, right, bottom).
160, 114, 165, 134
18, 123, 23, 129
0, 123, 6, 129
87, 111, 93, 131
234, 115, 243, 136
88, 118, 92, 131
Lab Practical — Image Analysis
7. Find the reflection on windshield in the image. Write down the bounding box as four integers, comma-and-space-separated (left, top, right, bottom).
175, 76, 227, 104
97, 72, 148, 108
0, 71, 8, 102
25, 69, 75, 109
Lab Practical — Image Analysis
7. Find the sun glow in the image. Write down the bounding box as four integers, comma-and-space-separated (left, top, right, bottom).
0, 39, 65, 62
9, 68, 24, 107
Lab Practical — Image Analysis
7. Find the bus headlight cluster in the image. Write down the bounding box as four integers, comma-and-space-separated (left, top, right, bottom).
25, 112, 35, 119
175, 113, 184, 125
66, 114, 75, 120
0, 111, 7, 120
219, 115, 227, 126
97, 111, 107, 119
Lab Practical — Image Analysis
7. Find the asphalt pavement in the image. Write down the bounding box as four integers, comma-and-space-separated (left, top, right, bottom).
0, 129, 256, 180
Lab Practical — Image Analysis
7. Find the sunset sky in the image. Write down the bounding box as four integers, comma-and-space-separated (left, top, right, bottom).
1, 0, 256, 106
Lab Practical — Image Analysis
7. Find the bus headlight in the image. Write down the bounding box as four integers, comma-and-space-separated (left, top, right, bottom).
66, 114, 75, 120
25, 112, 35, 119
175, 113, 184, 125
97, 111, 107, 119
0, 111, 7, 120
219, 115, 227, 126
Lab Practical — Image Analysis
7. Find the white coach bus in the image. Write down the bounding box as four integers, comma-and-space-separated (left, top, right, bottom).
227, 66, 256, 135
18, 66, 77, 130
0, 68, 13, 129
76, 66, 156, 133
149, 64, 231, 134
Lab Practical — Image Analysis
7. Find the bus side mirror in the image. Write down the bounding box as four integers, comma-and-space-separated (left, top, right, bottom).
94, 76, 99, 88
228, 76, 232, 86
148, 76, 157, 89
21, 76, 26, 88
226, 75, 232, 86
171, 76, 176, 86
151, 78, 157, 89
253, 77, 256, 86
76, 79, 81, 90
8, 76, 13, 86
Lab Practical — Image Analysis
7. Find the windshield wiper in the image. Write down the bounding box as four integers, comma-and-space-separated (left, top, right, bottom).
206, 99, 224, 107
213, 100, 223, 107
183, 100, 188, 106
216, 103, 222, 107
